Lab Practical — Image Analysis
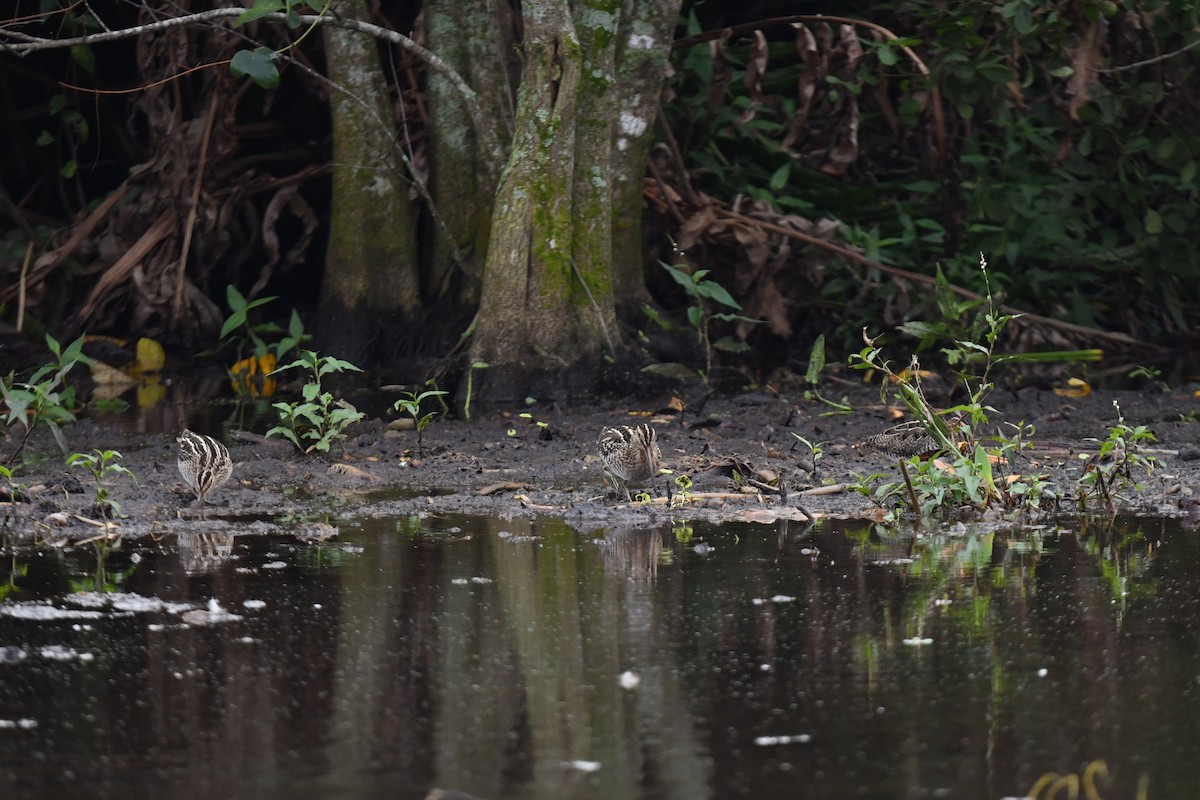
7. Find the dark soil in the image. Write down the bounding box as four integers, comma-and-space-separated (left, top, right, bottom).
4, 379, 1199, 541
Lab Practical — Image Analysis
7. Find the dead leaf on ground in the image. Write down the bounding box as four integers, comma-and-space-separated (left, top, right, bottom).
1054, 377, 1092, 398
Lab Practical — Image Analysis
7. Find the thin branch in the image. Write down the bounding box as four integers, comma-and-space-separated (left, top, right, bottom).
0, 8, 503, 174
710, 205, 1150, 349
172, 91, 219, 328
1095, 37, 1200, 73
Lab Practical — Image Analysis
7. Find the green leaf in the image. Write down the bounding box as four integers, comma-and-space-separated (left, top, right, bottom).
696, 280, 741, 310
713, 336, 750, 352
1047, 65, 1073, 78
271, 358, 308, 375
1144, 208, 1163, 235
59, 334, 90, 367
265, 426, 301, 448
877, 43, 898, 66
35, 130, 54, 147
288, 309, 305, 339
70, 45, 96, 74
235, 0, 286, 25
660, 261, 697, 290
226, 284, 248, 313
686, 306, 703, 330
806, 335, 826, 386
768, 163, 790, 191
230, 47, 280, 90
47, 420, 67, 453
897, 320, 945, 340
934, 263, 959, 320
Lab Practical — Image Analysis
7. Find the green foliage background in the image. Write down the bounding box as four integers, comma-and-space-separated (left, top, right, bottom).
666, 0, 1199, 345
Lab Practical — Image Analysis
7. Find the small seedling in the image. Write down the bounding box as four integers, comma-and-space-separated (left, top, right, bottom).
392, 388, 448, 457
1, 333, 91, 462
671, 472, 694, 507
659, 259, 761, 382
266, 350, 365, 454
67, 449, 135, 518
802, 335, 852, 413
0, 464, 27, 525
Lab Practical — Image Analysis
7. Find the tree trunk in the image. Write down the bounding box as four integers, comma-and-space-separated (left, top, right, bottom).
424, 0, 518, 311
316, 0, 420, 369
467, 0, 680, 403
611, 1, 680, 320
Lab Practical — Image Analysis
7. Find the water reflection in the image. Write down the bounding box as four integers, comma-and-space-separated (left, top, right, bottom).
0, 515, 1197, 799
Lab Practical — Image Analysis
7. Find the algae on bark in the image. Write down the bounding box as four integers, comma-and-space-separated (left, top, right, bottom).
316, 0, 419, 366
467, 0, 680, 400
425, 0, 518, 309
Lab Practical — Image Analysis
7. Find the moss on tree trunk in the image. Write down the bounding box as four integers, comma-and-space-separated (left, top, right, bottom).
611, 0, 679, 319
316, 0, 419, 368
425, 0, 518, 310
467, 0, 679, 402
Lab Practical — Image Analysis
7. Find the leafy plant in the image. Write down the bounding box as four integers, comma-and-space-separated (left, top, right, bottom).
660, 259, 760, 382
66, 449, 135, 518
900, 257, 1101, 388
848, 254, 1071, 519
666, 3, 1200, 347
789, 433, 826, 480
0, 464, 27, 525
1127, 364, 1168, 393
221, 285, 309, 396
1078, 402, 1157, 512
1, 334, 91, 462
266, 350, 365, 454
392, 388, 449, 456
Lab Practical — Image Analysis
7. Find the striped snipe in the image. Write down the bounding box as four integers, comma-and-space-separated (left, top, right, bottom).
598, 424, 663, 501
177, 429, 233, 504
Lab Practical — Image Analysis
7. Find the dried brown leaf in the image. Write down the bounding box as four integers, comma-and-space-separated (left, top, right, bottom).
837, 24, 863, 72
253, 185, 318, 297
782, 24, 821, 149
737, 31, 769, 124
1067, 18, 1108, 122
733, 223, 771, 269
678, 204, 717, 251
707, 31, 732, 110
822, 96, 860, 175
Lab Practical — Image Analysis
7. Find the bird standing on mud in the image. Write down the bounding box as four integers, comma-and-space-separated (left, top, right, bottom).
598, 423, 664, 501
177, 429, 233, 504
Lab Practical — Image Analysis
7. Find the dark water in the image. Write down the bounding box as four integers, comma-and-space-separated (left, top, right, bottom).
1, 514, 1198, 799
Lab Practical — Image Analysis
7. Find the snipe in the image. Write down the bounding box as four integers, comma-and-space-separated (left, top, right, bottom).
597, 424, 663, 501
177, 429, 233, 504
854, 415, 966, 460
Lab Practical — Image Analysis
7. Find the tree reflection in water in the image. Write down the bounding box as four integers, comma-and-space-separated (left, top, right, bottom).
0, 515, 1195, 799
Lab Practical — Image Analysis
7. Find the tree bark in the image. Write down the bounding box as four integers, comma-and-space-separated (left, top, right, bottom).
316, 0, 419, 368
466, 0, 680, 403
611, 0, 680, 319
424, 0, 518, 311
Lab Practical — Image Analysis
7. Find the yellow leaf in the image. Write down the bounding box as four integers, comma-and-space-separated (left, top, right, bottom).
1053, 377, 1091, 398
136, 337, 166, 372
230, 353, 278, 397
